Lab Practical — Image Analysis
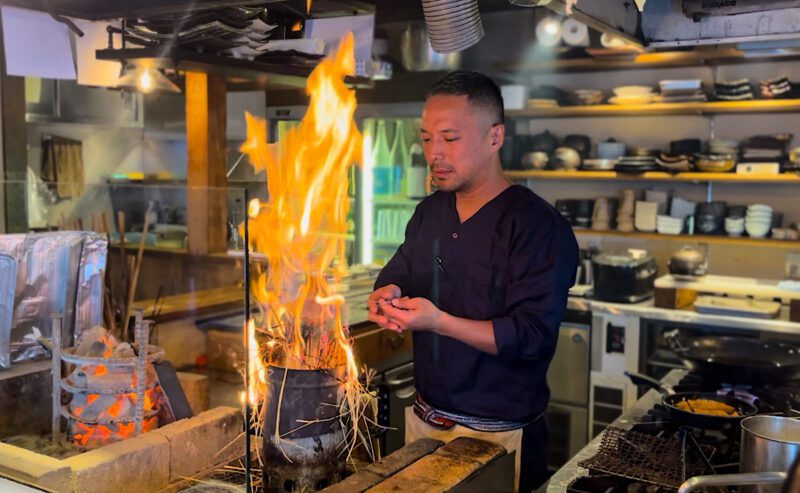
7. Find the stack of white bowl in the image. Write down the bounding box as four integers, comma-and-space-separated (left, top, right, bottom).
422, 0, 484, 53
745, 204, 772, 238
657, 215, 684, 235
634, 201, 659, 232
725, 217, 745, 237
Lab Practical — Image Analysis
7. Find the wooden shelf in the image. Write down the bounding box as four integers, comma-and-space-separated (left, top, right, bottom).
575, 229, 800, 249
496, 48, 800, 75
506, 99, 800, 118
505, 170, 800, 184
96, 47, 372, 92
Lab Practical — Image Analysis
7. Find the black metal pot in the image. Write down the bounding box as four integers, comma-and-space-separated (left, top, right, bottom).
263, 366, 346, 492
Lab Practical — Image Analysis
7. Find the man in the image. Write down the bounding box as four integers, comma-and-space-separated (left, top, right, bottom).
367, 71, 578, 492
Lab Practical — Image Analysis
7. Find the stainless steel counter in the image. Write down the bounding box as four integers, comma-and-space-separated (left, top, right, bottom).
567, 296, 800, 336
545, 369, 688, 493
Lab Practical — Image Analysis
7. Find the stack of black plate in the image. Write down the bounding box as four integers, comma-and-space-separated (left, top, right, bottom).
615, 148, 660, 173
124, 6, 279, 56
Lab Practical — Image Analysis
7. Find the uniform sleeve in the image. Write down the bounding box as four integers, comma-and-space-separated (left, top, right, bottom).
374, 203, 423, 295
491, 212, 579, 361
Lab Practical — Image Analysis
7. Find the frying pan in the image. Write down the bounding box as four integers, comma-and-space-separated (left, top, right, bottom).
665, 332, 800, 385
626, 372, 758, 430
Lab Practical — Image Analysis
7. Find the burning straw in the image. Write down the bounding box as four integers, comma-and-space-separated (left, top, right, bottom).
238, 32, 377, 464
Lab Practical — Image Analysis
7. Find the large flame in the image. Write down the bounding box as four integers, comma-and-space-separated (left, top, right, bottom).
240, 33, 361, 404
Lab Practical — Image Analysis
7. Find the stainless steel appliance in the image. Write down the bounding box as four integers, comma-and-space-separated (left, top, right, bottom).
545, 308, 591, 469
376, 362, 415, 455
350, 323, 414, 456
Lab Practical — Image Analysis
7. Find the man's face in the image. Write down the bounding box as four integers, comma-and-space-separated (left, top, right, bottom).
420, 94, 503, 193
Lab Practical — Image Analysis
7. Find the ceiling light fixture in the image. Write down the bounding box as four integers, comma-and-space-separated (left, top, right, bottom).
116, 66, 180, 94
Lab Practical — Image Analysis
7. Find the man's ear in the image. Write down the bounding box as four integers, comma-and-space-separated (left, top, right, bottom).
491, 124, 505, 148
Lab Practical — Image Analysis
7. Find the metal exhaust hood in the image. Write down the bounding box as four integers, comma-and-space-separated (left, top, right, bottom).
516, 0, 800, 50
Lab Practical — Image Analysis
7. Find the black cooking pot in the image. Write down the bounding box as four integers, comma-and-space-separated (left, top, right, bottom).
531, 131, 558, 154
668, 246, 708, 277
562, 134, 592, 158
695, 202, 727, 235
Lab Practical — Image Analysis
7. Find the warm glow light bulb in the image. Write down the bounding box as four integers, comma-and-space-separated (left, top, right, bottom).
138, 69, 154, 93
248, 198, 261, 219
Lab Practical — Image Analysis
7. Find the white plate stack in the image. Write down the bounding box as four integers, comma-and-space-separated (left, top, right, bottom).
609, 85, 655, 105
745, 204, 773, 238
422, 0, 484, 54
634, 201, 659, 232
656, 215, 684, 235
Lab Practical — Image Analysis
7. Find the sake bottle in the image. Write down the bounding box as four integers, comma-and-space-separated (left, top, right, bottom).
390, 120, 409, 196
372, 120, 393, 196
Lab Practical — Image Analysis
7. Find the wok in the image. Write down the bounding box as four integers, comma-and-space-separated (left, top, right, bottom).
666, 332, 800, 385
626, 372, 758, 430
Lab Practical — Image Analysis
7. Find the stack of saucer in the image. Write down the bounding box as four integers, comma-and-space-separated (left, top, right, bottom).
572, 89, 604, 106
714, 79, 753, 101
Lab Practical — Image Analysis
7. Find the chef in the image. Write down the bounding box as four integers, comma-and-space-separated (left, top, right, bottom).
368, 71, 578, 492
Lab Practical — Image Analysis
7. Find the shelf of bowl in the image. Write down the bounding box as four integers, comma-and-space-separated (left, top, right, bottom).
505, 170, 800, 184
571, 229, 799, 248
505, 99, 800, 118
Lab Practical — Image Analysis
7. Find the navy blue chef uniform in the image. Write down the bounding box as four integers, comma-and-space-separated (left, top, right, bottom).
375, 184, 578, 491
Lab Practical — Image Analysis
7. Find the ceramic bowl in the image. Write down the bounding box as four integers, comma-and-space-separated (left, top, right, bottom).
746, 222, 771, 238
748, 204, 773, 214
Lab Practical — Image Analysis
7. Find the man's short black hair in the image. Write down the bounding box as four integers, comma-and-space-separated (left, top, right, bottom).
427, 70, 505, 125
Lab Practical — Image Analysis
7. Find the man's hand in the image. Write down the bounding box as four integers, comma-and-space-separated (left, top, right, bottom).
368, 284, 402, 331
379, 297, 443, 333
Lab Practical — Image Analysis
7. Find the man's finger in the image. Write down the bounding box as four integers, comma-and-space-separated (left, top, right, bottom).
381, 303, 410, 323
391, 296, 415, 310
386, 322, 403, 332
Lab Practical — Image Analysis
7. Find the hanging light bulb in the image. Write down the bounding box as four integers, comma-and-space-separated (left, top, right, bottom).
138, 69, 154, 93
116, 66, 180, 94
535, 16, 563, 48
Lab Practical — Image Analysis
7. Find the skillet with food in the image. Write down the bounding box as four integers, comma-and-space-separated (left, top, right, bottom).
626, 372, 758, 429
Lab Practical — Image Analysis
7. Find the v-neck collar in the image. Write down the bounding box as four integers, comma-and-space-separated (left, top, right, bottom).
449, 184, 518, 226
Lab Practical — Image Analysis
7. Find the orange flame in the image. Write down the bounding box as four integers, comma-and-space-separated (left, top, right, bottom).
240, 32, 361, 377
237, 35, 367, 449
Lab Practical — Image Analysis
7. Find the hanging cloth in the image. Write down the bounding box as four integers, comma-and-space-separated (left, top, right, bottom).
41, 135, 85, 200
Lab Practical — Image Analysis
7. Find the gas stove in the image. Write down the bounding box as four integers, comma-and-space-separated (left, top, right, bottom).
568, 372, 800, 492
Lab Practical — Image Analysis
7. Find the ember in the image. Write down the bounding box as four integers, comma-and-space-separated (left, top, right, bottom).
62, 325, 164, 449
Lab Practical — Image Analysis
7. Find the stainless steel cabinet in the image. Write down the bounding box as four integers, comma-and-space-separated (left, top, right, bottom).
548, 322, 590, 407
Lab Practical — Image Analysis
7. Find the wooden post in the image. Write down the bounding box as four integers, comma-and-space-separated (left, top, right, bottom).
0, 10, 28, 233
185, 71, 228, 255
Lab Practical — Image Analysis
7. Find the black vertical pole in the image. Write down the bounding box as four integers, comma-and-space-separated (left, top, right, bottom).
243, 188, 252, 493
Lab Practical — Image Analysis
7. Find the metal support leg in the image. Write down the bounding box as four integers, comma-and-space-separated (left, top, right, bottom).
51, 314, 63, 446
134, 309, 149, 436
